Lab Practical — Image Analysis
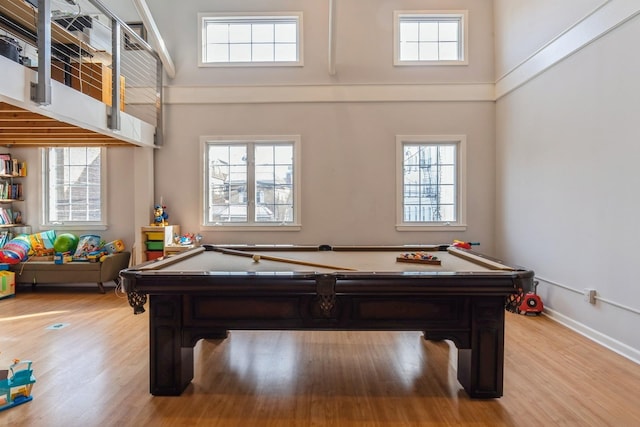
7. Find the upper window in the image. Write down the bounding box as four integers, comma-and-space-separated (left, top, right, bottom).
394, 11, 468, 66
202, 136, 301, 229
41, 147, 106, 229
199, 13, 303, 66
396, 135, 466, 231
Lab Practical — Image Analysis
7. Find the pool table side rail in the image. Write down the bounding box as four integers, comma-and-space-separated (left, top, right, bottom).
120, 244, 534, 296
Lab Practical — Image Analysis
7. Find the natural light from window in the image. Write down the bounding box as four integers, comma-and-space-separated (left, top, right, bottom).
203, 136, 301, 228
394, 11, 467, 65
200, 14, 302, 65
42, 147, 105, 227
396, 135, 467, 231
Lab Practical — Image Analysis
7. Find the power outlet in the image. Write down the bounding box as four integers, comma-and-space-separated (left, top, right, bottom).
583, 289, 597, 304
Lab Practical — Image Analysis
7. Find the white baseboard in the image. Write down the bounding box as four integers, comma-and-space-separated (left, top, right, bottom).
542, 308, 640, 365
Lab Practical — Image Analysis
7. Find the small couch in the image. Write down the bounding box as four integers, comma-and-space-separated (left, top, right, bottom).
10, 251, 131, 293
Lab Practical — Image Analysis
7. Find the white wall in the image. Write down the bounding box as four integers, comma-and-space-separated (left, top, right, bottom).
147, 0, 498, 249
494, 0, 604, 77
494, 0, 640, 361
151, 0, 495, 86
159, 102, 495, 246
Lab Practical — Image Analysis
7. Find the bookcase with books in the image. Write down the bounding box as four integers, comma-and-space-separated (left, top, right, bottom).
0, 154, 27, 248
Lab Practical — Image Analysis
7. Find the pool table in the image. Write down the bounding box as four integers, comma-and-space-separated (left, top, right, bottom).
120, 244, 534, 399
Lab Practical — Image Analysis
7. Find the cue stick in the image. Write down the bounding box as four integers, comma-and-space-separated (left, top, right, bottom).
209, 246, 358, 271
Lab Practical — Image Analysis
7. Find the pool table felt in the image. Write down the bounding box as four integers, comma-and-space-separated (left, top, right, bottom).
137, 246, 513, 274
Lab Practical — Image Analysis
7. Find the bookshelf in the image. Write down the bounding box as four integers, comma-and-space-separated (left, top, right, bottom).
0, 155, 27, 248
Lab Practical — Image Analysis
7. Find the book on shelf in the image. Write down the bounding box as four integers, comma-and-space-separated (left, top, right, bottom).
0, 154, 9, 175
0, 181, 22, 200
0, 230, 10, 248
0, 154, 26, 176
0, 207, 14, 225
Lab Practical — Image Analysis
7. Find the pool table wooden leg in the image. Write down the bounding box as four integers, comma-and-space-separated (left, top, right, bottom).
456, 297, 506, 398
148, 294, 194, 396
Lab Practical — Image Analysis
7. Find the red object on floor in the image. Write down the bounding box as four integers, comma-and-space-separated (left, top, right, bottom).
519, 292, 543, 315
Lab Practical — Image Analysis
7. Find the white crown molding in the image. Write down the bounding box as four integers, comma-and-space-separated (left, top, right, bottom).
495, 0, 640, 99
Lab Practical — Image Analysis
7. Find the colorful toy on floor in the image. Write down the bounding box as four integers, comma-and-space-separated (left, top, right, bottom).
0, 359, 36, 412
0, 268, 15, 299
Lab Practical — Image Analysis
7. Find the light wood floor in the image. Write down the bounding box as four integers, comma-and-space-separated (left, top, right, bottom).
1, 285, 639, 427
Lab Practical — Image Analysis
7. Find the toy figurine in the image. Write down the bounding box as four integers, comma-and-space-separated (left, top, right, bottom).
151, 204, 169, 226
0, 359, 36, 412
179, 233, 194, 245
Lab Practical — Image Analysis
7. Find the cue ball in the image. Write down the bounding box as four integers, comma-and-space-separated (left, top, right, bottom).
252, 254, 261, 262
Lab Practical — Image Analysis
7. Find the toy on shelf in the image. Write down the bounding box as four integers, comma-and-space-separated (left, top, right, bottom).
174, 233, 193, 245
151, 204, 169, 226
173, 233, 203, 247
0, 359, 36, 412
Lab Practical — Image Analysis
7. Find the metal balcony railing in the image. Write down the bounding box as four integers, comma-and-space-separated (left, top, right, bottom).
0, 0, 163, 145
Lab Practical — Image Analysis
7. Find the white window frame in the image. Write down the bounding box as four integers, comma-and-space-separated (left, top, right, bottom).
40, 147, 107, 231
393, 10, 468, 66
200, 135, 302, 231
198, 12, 304, 67
396, 135, 467, 231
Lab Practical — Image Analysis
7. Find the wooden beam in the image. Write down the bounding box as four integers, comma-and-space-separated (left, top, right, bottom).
0, 140, 129, 147
0, 120, 78, 128
0, 129, 107, 136
0, 102, 132, 146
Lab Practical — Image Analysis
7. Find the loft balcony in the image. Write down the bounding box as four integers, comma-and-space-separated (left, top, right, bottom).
0, 0, 163, 147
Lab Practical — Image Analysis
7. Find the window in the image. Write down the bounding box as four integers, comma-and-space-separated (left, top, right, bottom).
394, 11, 468, 65
202, 136, 301, 229
42, 147, 106, 229
199, 13, 303, 66
396, 136, 466, 231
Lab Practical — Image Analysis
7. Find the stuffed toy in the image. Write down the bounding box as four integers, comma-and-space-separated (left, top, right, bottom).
151, 205, 169, 226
